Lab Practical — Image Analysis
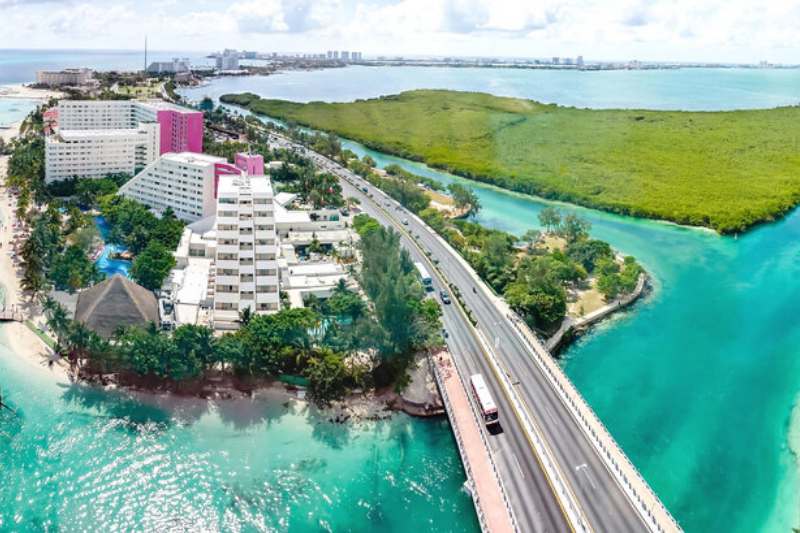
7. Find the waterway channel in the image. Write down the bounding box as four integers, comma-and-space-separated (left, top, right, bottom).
180, 66, 800, 532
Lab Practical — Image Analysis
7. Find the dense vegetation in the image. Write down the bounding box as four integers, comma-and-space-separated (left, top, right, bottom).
97, 197, 185, 290
46, 215, 440, 406
222, 89, 800, 233
339, 155, 644, 331
47, 173, 131, 205
3, 108, 106, 297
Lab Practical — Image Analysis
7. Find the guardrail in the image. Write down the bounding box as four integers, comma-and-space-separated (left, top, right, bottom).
471, 327, 590, 530
428, 353, 518, 533
506, 313, 681, 533
272, 134, 679, 532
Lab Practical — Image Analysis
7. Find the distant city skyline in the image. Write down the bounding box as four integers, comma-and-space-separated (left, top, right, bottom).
0, 0, 799, 64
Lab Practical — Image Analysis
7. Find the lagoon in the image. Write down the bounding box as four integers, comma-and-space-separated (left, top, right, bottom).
180, 64, 800, 111
332, 134, 800, 533
0, 329, 478, 531
3, 56, 800, 531
189, 65, 800, 531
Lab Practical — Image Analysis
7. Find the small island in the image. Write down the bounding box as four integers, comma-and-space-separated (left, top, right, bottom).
221, 89, 800, 234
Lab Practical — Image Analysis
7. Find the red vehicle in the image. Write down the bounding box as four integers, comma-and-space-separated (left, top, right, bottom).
470, 374, 499, 426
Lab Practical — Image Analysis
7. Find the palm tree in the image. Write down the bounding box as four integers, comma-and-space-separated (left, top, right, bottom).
332, 278, 350, 296
47, 304, 71, 346
237, 307, 253, 327
86, 331, 113, 372
21, 270, 49, 303
66, 321, 92, 367
87, 263, 105, 286
112, 324, 133, 342
41, 296, 58, 318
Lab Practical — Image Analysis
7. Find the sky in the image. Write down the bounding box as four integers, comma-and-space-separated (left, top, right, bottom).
1, 0, 799, 63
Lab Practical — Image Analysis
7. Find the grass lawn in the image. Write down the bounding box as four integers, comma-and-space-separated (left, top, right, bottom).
118, 83, 162, 98
426, 189, 454, 206
567, 279, 606, 318
25, 320, 56, 348
224, 89, 800, 233
541, 235, 567, 253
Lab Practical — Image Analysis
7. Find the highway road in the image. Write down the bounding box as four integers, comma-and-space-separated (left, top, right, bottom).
269, 136, 653, 533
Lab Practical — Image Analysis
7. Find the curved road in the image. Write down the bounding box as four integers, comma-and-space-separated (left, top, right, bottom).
270, 136, 655, 533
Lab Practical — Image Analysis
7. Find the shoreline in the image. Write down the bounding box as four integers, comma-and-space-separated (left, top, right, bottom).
0, 128, 411, 414
0, 84, 64, 101
546, 272, 649, 354
0, 120, 22, 143
0, 123, 72, 382
220, 101, 724, 237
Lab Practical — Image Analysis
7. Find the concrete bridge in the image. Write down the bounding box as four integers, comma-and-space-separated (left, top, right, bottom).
269, 134, 682, 533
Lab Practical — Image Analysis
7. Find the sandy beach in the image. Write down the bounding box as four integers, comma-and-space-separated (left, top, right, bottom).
0, 120, 21, 143
0, 84, 63, 101
0, 129, 68, 380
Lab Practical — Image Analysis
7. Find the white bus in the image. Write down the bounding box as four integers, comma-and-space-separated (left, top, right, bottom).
470, 374, 499, 426
414, 261, 433, 291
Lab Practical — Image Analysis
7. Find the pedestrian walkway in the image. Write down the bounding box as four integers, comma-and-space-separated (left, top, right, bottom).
430, 348, 515, 533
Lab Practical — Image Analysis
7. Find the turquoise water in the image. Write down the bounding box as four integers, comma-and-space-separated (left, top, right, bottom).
0, 98, 37, 129
4, 53, 800, 530
94, 216, 132, 279
179, 65, 800, 110
328, 139, 800, 532
191, 67, 800, 531
0, 331, 478, 531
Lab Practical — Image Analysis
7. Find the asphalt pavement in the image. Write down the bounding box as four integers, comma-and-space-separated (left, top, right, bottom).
269, 136, 652, 533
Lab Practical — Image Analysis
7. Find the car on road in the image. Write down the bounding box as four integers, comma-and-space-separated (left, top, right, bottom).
440, 290, 452, 304
402, 218, 409, 225
361, 187, 369, 194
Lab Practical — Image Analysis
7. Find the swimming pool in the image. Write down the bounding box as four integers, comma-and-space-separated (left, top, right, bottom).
94, 216, 132, 279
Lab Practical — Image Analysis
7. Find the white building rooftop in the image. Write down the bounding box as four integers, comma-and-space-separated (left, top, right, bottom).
286, 263, 344, 276
160, 152, 227, 165
217, 174, 274, 196
187, 214, 217, 234
274, 192, 297, 207
56, 128, 150, 140
274, 202, 311, 224
137, 99, 198, 113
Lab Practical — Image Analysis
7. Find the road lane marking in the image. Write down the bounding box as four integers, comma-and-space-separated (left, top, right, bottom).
513, 453, 525, 479
576, 463, 596, 490
299, 138, 579, 533
546, 407, 559, 426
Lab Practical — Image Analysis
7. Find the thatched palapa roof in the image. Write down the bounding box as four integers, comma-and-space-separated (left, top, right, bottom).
75, 274, 159, 337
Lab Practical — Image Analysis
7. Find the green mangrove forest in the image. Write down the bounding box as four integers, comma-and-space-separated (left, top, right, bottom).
221, 89, 800, 233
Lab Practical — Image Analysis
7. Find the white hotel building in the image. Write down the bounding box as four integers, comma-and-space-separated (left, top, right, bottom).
45, 100, 203, 183
142, 152, 280, 330
119, 152, 223, 223
213, 172, 280, 329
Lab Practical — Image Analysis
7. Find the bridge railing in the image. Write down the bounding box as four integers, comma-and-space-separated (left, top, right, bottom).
428, 352, 519, 533
506, 312, 681, 533
281, 135, 679, 532
471, 327, 590, 530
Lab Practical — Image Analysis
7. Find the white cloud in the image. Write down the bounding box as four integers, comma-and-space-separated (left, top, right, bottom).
46, 3, 136, 36
2, 0, 800, 62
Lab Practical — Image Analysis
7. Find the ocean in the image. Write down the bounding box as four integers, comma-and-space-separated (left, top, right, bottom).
4, 50, 800, 531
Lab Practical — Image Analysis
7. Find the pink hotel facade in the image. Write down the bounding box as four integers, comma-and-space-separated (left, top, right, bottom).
156, 106, 203, 155
45, 100, 204, 182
